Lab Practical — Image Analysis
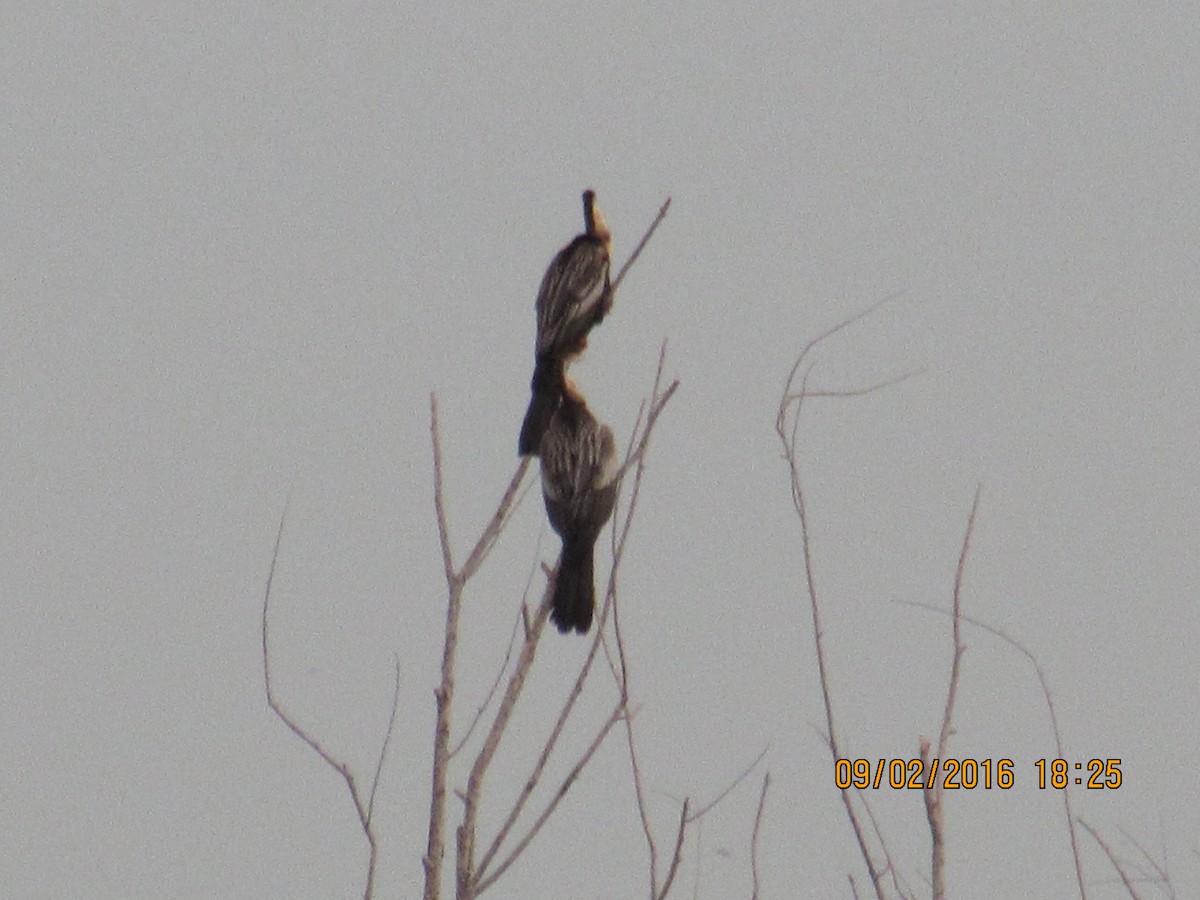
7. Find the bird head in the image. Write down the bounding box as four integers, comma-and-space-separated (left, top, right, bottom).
582, 189, 612, 251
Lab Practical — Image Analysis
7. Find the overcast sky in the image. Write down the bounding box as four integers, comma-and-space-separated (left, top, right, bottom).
4, 3, 1199, 898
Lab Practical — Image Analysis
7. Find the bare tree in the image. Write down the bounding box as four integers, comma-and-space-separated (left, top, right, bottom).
259, 197, 760, 900
774, 297, 1119, 899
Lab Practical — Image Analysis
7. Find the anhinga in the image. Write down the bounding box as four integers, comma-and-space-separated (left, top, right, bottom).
518, 190, 613, 456
538, 385, 619, 634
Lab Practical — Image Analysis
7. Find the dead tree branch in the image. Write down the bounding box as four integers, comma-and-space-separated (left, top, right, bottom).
262, 505, 399, 900
750, 773, 770, 900
897, 600, 1088, 900
775, 298, 918, 900
425, 394, 532, 900
612, 197, 672, 292
1079, 819, 1142, 900
921, 485, 981, 900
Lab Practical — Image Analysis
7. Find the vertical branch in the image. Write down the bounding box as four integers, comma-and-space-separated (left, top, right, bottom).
775, 297, 916, 900
750, 773, 770, 900
921, 485, 980, 900
426, 395, 530, 900
424, 395, 457, 900
609, 346, 675, 896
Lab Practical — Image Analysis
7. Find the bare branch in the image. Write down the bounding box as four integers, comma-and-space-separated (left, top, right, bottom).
475, 702, 626, 895
261, 504, 380, 900
750, 773, 770, 900
1079, 819, 1143, 900
602, 345, 683, 897
431, 395, 456, 586
687, 744, 770, 823
857, 787, 912, 900
775, 298, 916, 900
658, 800, 690, 900
460, 457, 532, 583
612, 197, 672, 292
427, 395, 533, 900
456, 587, 554, 897
897, 599, 1088, 900
922, 485, 981, 900
450, 608, 523, 759
775, 289, 907, 432
786, 367, 924, 404
368, 656, 403, 826
424, 396, 456, 900
1117, 826, 1175, 898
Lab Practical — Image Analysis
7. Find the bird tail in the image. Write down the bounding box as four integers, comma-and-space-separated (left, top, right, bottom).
550, 540, 595, 634
518, 357, 564, 456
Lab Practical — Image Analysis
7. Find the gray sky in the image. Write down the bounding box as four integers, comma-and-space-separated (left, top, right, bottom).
4, 3, 1198, 898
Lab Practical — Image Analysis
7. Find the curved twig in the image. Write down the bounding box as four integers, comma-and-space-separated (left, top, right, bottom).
897, 599, 1087, 900
262, 503, 387, 900
775, 298, 917, 900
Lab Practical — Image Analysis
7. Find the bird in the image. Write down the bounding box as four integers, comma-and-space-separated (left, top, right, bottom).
538, 384, 619, 634
518, 189, 614, 456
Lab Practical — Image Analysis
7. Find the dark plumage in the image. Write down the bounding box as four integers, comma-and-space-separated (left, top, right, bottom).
518, 190, 613, 456
539, 388, 619, 634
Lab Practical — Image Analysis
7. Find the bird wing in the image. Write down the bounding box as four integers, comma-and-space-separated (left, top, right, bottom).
535, 238, 611, 357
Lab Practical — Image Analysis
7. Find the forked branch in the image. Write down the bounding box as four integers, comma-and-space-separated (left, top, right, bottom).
774, 297, 919, 900
262, 506, 401, 900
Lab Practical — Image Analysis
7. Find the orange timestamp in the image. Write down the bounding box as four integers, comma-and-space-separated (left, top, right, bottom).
1034, 758, 1122, 789
834, 758, 1123, 790
835, 758, 1015, 790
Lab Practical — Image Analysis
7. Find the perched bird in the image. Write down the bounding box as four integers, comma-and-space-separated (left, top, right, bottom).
539, 385, 619, 634
518, 189, 614, 456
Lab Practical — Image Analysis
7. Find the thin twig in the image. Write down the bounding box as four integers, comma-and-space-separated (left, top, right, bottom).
1117, 826, 1174, 898
658, 800, 691, 900
450, 608, 523, 759
475, 702, 627, 894
687, 745, 770, 823
897, 599, 1087, 900
775, 290, 907, 431
750, 773, 770, 900
922, 485, 981, 900
456, 588, 553, 897
775, 298, 915, 900
606, 346, 678, 896
262, 505, 381, 900
368, 656, 403, 825
612, 197, 672, 292
857, 787, 910, 900
1079, 819, 1142, 900
460, 456, 533, 583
